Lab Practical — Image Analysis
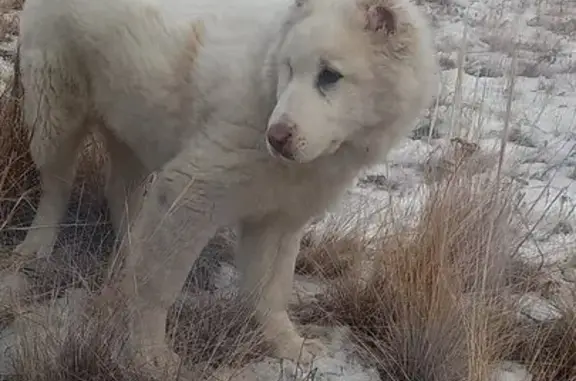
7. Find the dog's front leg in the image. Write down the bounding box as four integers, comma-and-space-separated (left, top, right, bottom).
236, 214, 325, 366
106, 162, 225, 374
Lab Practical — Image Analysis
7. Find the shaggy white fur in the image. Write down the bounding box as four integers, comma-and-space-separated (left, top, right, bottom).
17, 0, 438, 374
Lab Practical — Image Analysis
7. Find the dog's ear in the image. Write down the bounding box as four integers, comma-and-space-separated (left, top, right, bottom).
364, 4, 397, 35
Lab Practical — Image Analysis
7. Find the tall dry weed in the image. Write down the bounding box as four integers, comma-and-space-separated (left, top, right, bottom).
294, 151, 526, 380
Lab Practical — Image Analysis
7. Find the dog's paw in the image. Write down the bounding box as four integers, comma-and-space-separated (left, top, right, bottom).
272, 335, 326, 366
0, 270, 31, 308
13, 241, 54, 260
132, 344, 186, 378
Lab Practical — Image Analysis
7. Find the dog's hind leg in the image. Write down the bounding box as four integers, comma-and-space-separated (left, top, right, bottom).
99, 128, 148, 248
14, 52, 90, 259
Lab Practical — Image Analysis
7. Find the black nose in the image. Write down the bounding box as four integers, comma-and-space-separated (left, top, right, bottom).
267, 123, 294, 157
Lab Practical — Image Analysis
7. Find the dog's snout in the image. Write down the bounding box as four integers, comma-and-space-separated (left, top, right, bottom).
267, 122, 295, 158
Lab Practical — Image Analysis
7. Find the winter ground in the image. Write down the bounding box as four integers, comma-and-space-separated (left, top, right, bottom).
0, 0, 575, 380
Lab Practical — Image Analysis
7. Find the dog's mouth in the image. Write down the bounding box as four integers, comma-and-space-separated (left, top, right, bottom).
266, 140, 296, 162
266, 139, 345, 164
326, 139, 343, 155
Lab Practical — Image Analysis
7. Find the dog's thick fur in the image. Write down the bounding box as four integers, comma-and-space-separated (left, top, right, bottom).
17, 0, 438, 373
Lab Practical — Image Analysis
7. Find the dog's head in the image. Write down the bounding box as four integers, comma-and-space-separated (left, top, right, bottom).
265, 0, 438, 163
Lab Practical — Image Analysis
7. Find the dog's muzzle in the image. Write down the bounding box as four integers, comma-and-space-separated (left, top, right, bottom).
266, 122, 296, 160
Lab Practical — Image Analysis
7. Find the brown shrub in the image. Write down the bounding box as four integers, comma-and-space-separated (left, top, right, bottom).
505, 292, 576, 381
295, 231, 359, 279
294, 160, 524, 381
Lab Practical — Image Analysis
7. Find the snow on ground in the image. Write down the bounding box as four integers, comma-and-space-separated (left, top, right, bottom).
345, 0, 576, 262
0, 0, 574, 379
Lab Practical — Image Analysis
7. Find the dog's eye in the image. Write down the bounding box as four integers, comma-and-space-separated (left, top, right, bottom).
316, 67, 342, 91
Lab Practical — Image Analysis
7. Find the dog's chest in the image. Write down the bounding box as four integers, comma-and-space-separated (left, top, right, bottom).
239, 161, 357, 221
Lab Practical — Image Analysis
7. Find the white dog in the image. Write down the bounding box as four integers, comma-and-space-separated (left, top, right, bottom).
17, 0, 438, 374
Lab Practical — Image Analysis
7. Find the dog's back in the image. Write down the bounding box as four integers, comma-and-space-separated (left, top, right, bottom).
19, 0, 289, 167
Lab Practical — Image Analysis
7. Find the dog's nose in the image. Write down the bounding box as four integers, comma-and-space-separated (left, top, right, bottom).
267, 122, 294, 157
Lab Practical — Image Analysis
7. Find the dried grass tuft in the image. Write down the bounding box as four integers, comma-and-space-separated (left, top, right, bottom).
505, 292, 576, 381
295, 231, 359, 279
295, 159, 523, 381
168, 292, 269, 370
0, 52, 35, 201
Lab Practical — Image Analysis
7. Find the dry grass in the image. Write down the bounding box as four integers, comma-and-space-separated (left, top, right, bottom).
504, 293, 576, 381
294, 160, 519, 381
0, 50, 33, 201
295, 231, 358, 279
168, 292, 269, 370
3, 286, 273, 381
294, 146, 576, 380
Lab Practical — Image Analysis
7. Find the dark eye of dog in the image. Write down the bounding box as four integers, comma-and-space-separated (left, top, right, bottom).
316, 67, 342, 92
